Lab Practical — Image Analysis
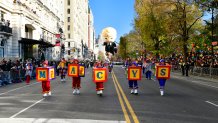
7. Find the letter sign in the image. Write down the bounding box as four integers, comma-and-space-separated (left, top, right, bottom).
79, 65, 85, 77
128, 67, 142, 80
156, 65, 171, 79
68, 64, 79, 77
93, 68, 107, 83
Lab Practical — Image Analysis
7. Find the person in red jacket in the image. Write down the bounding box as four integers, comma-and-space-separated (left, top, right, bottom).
41, 60, 51, 97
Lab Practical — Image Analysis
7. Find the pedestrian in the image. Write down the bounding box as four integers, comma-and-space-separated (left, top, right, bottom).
128, 61, 139, 95
25, 60, 32, 85
185, 61, 190, 76
156, 59, 168, 96
71, 59, 81, 94
41, 60, 51, 97
179, 60, 185, 76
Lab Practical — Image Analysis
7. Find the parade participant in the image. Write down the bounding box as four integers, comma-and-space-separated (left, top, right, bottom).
128, 61, 139, 95
157, 59, 167, 96
145, 59, 152, 80
25, 60, 33, 85
108, 61, 113, 73
41, 60, 51, 97
58, 58, 67, 82
95, 61, 105, 96
101, 27, 117, 61
71, 59, 81, 94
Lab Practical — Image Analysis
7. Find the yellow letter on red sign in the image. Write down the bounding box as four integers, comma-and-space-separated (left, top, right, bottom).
93, 68, 107, 83
156, 65, 171, 79
68, 64, 79, 77
128, 67, 142, 80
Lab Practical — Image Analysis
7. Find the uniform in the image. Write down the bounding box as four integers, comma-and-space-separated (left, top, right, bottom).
41, 60, 51, 97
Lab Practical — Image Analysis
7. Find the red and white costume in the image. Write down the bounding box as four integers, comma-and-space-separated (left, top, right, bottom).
42, 60, 51, 97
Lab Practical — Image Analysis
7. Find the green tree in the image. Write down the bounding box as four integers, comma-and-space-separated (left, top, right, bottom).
165, 0, 204, 62
119, 36, 128, 59
134, 0, 171, 59
97, 51, 105, 61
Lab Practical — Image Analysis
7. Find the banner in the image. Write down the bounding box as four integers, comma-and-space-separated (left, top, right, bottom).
156, 65, 171, 79
68, 64, 79, 77
93, 68, 107, 83
128, 67, 142, 80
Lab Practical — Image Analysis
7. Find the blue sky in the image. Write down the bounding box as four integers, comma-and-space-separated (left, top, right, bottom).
89, 0, 135, 42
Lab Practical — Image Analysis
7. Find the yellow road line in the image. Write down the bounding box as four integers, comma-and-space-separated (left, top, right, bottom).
112, 73, 131, 123
112, 71, 140, 123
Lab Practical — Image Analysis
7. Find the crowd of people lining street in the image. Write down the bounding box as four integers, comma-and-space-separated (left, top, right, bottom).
0, 58, 93, 87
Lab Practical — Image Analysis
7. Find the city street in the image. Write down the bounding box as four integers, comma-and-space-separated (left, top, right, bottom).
0, 66, 218, 123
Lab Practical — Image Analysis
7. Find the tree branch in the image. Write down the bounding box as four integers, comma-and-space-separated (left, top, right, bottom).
187, 13, 204, 32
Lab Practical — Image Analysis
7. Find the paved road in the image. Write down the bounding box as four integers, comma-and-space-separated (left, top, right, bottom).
0, 66, 218, 123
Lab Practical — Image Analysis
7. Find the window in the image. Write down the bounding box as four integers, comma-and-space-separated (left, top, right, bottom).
68, 42, 70, 47
68, 0, 70, 5
68, 50, 70, 55
68, 33, 70, 38
67, 9, 70, 14
68, 17, 70, 22
67, 25, 70, 31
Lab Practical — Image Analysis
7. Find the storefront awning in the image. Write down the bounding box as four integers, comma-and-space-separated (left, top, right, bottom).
18, 38, 54, 47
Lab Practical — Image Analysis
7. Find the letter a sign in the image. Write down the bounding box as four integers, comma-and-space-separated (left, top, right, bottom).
156, 65, 171, 79
68, 64, 79, 77
93, 68, 107, 83
128, 67, 142, 80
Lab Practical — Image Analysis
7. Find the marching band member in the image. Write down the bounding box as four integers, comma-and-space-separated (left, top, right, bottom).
58, 58, 67, 82
25, 61, 33, 85
71, 59, 81, 94
41, 60, 51, 97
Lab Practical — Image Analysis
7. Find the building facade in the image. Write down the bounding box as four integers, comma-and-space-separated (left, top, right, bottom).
64, 0, 90, 60
0, 0, 64, 61
87, 7, 96, 60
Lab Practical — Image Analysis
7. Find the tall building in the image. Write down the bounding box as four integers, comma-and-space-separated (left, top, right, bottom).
88, 7, 95, 60
0, 0, 64, 60
64, 0, 89, 60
